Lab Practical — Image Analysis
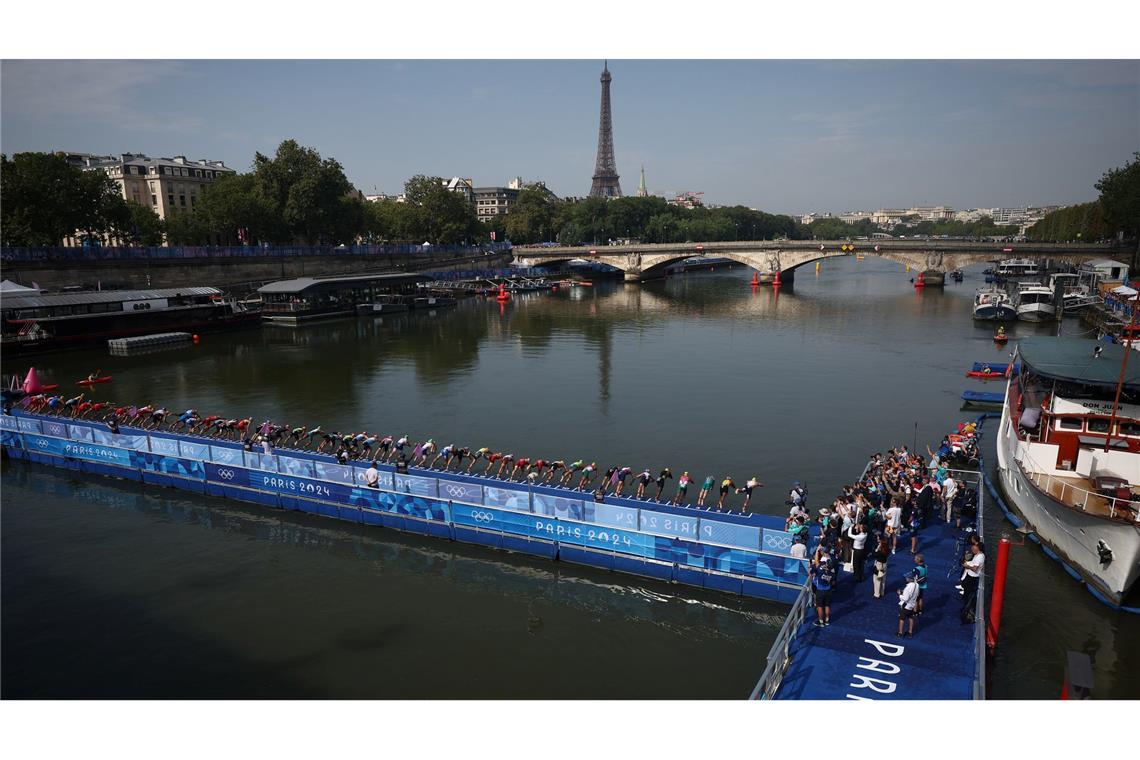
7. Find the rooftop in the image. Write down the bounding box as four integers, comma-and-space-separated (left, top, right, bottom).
1, 287, 221, 309
1019, 337, 1140, 392
257, 273, 430, 295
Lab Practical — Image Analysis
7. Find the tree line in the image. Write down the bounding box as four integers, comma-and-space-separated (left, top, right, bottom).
1026, 152, 1139, 243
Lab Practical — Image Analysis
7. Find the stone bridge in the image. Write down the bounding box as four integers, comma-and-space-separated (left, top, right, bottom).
514, 239, 1127, 283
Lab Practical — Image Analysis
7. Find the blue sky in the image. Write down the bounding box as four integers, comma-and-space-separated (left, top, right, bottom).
2, 59, 1137, 214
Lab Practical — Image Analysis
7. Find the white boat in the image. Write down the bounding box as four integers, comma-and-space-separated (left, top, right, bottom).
1015, 282, 1056, 322
995, 337, 1140, 604
972, 287, 1016, 321
996, 258, 1039, 278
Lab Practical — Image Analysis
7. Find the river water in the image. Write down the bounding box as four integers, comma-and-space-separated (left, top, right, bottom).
3, 256, 1138, 698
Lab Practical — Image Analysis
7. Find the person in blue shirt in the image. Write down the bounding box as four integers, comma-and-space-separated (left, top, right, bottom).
912, 554, 929, 615
810, 552, 835, 627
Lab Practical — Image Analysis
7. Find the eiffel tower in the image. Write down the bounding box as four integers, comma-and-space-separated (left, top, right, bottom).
589, 61, 622, 198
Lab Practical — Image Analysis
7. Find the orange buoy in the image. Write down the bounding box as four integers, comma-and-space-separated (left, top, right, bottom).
772, 270, 782, 287
915, 272, 926, 289
750, 272, 759, 286
495, 284, 511, 302
193, 334, 200, 344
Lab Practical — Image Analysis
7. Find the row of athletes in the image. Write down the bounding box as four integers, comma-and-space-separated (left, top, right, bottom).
25, 397, 767, 508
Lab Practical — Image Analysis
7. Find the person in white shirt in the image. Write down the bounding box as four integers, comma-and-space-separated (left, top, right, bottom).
790, 536, 808, 559
885, 501, 903, 554
942, 475, 958, 522
897, 571, 920, 638
961, 543, 985, 605
363, 464, 380, 488
847, 524, 869, 582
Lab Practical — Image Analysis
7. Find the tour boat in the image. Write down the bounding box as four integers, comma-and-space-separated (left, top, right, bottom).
973, 287, 1016, 321
995, 337, 1140, 604
996, 258, 1039, 278
1014, 283, 1057, 322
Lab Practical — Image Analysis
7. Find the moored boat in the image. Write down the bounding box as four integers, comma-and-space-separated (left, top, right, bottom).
1015, 283, 1057, 322
973, 287, 1016, 321
995, 337, 1140, 604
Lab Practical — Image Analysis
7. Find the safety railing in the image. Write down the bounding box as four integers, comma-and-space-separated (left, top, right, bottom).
0, 242, 513, 262
1014, 447, 1139, 522
748, 581, 811, 700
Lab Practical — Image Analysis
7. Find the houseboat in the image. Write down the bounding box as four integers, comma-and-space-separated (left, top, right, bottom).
973, 287, 1017, 321
995, 337, 1140, 604
258, 273, 429, 325
1048, 273, 1098, 313
1, 286, 257, 353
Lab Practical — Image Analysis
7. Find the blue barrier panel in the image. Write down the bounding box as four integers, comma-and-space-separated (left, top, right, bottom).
23, 435, 134, 468
67, 424, 94, 442
532, 491, 586, 519
761, 529, 795, 557
394, 473, 437, 498
437, 478, 483, 504
17, 417, 43, 434
483, 484, 530, 511
205, 462, 248, 485
0, 415, 17, 431
544, 515, 656, 557
179, 440, 211, 461
313, 461, 355, 484
131, 451, 205, 480
639, 509, 700, 540
243, 451, 277, 472
1, 430, 22, 447
351, 489, 450, 523
278, 455, 316, 478
209, 446, 243, 465
44, 419, 70, 437
451, 502, 536, 535
148, 434, 180, 456
592, 502, 639, 531
699, 518, 761, 551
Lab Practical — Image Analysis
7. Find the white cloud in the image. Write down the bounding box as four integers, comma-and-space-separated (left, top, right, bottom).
1, 60, 203, 131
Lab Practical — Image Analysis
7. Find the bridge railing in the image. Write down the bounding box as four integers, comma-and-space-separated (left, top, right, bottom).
0, 242, 513, 262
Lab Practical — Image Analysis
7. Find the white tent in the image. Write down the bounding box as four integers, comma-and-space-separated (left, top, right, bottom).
0, 279, 40, 295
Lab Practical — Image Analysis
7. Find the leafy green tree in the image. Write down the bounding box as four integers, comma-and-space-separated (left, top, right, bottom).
163, 209, 212, 245
252, 139, 363, 244
122, 200, 165, 246
401, 175, 479, 244
1096, 151, 1140, 240
196, 172, 282, 244
0, 152, 131, 246
505, 187, 556, 243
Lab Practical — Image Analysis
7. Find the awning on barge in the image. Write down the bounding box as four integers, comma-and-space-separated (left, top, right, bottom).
1018, 337, 1140, 393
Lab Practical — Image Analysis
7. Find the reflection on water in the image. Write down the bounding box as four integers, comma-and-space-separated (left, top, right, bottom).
4, 256, 1138, 698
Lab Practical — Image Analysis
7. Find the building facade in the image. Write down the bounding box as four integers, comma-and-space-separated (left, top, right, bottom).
473, 185, 520, 222
68, 152, 235, 222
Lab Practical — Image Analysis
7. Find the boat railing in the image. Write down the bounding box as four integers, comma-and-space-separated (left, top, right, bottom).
1014, 447, 1139, 522
748, 581, 811, 700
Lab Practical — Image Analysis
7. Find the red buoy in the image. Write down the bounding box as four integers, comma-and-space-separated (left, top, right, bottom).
772, 270, 782, 287
750, 272, 759, 287
495, 284, 510, 302
192, 334, 200, 344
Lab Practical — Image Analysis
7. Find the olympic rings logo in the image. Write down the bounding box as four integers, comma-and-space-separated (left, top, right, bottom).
764, 534, 793, 551
471, 510, 495, 523
217, 468, 236, 481
34, 438, 49, 448
445, 485, 472, 498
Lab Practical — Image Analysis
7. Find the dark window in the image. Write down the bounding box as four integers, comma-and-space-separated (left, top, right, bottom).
180, 195, 186, 207
168, 194, 175, 207
1087, 418, 1111, 433
1058, 417, 1083, 430
1119, 423, 1140, 437
151, 194, 158, 205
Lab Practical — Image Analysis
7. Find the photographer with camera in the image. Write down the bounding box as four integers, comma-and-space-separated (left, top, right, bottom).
897, 570, 921, 638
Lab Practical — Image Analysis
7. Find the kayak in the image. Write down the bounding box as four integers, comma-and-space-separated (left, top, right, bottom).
76, 376, 113, 386
966, 370, 1005, 379
993, 334, 1008, 343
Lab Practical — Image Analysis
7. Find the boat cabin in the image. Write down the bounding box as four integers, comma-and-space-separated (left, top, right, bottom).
257, 273, 429, 324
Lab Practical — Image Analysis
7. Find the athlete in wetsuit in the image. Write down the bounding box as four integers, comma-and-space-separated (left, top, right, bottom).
655, 468, 674, 500
675, 472, 693, 504
576, 462, 597, 491
635, 469, 653, 498
484, 451, 503, 476
469, 447, 491, 474
614, 466, 633, 496
510, 457, 530, 481
431, 444, 454, 469
698, 475, 715, 506
736, 476, 763, 508
449, 446, 470, 471
496, 453, 514, 479
717, 476, 737, 509
546, 460, 565, 483
563, 460, 584, 486
64, 393, 84, 417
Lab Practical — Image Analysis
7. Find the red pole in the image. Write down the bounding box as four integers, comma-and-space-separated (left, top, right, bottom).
986, 536, 1012, 652
772, 270, 782, 287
